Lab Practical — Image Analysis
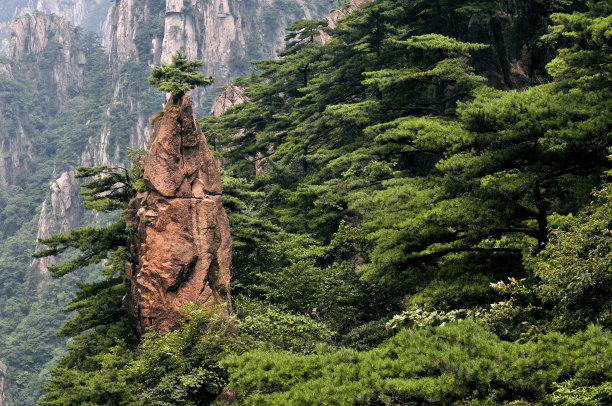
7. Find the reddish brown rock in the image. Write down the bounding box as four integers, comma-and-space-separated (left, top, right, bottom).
125, 96, 232, 336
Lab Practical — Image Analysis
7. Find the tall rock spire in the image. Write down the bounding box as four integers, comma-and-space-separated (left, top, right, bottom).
124, 96, 232, 335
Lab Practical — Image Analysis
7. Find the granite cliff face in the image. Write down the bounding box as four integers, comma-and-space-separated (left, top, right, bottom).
151, 0, 329, 109
33, 170, 83, 274
107, 0, 167, 168
0, 13, 84, 189
210, 85, 248, 117
0, 0, 112, 55
0, 117, 30, 190
6, 13, 90, 273
9, 12, 86, 105
125, 96, 232, 335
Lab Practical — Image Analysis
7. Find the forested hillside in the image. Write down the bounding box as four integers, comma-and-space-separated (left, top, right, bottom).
30, 0, 612, 405
0, 18, 121, 404
0, 1, 332, 404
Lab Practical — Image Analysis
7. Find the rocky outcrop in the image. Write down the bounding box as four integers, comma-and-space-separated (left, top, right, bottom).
467, 0, 540, 89
208, 85, 273, 175
161, 0, 202, 64
0, 61, 13, 79
210, 86, 248, 117
108, 0, 166, 169
0, 121, 31, 189
32, 169, 84, 274
0, 0, 112, 55
125, 96, 232, 335
110, 0, 165, 65
9, 12, 79, 59
0, 12, 84, 189
316, 0, 375, 44
9, 12, 86, 106
209, 86, 248, 168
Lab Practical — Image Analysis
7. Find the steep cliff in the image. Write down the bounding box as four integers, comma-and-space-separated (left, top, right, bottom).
153, 0, 329, 111
4, 14, 89, 274
107, 0, 166, 165
210, 85, 248, 117
0, 116, 30, 190
0, 0, 112, 54
9, 12, 86, 106
0, 12, 86, 189
125, 96, 232, 335
33, 170, 83, 274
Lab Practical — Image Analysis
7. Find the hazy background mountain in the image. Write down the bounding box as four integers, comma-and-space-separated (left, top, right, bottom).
0, 0, 113, 54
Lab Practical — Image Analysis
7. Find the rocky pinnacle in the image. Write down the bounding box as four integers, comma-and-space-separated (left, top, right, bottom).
124, 96, 232, 336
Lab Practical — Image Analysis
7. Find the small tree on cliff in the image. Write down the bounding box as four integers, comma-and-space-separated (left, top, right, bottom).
149, 50, 213, 103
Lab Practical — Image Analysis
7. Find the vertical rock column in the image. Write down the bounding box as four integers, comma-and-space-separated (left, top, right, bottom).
124, 96, 232, 335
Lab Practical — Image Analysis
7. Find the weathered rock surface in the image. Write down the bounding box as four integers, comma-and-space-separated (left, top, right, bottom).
154, 0, 329, 108
209, 86, 251, 168
0, 120, 31, 189
210, 86, 248, 117
9, 12, 86, 105
0, 0, 112, 55
0, 12, 84, 189
125, 96, 232, 335
32, 169, 84, 274
0, 62, 13, 79
316, 0, 374, 44
467, 0, 540, 89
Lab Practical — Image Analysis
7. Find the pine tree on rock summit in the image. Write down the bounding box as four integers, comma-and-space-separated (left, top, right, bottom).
148, 50, 213, 103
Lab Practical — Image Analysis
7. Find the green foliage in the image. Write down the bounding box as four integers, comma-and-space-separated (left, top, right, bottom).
40, 320, 139, 406
281, 18, 329, 57
190, 2, 612, 402
487, 181, 612, 338
339, 317, 393, 351
131, 305, 235, 405
386, 304, 482, 330
544, 0, 612, 91
34, 161, 143, 403
535, 182, 612, 331
549, 380, 612, 406
148, 51, 213, 102
0, 28, 129, 404
223, 321, 612, 405
234, 297, 334, 354
4, 0, 607, 404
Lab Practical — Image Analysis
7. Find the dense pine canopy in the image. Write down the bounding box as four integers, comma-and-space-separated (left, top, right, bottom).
29, 0, 612, 405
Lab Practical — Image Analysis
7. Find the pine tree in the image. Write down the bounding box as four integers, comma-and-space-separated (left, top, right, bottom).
148, 50, 213, 103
